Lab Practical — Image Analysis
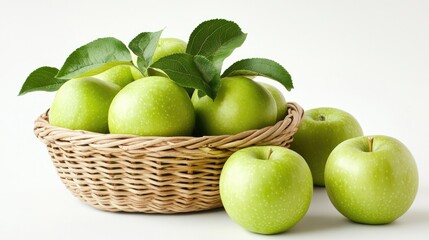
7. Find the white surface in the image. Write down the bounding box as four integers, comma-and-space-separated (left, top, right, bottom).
1, 0, 428, 239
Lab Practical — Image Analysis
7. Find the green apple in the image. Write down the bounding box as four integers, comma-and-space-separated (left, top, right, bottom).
130, 37, 186, 68
260, 82, 287, 121
49, 77, 120, 133
129, 65, 144, 80
220, 146, 313, 234
152, 38, 187, 63
290, 107, 363, 186
325, 135, 418, 224
108, 76, 195, 136
94, 65, 143, 88
191, 76, 277, 136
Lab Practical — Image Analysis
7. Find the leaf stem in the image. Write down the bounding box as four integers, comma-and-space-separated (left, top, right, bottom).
368, 137, 374, 152
267, 148, 273, 160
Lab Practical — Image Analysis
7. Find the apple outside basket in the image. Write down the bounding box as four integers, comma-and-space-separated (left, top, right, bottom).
33, 102, 304, 214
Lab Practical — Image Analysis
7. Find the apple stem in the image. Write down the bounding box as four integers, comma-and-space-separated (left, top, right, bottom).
267, 148, 273, 160
368, 137, 374, 152
318, 115, 326, 121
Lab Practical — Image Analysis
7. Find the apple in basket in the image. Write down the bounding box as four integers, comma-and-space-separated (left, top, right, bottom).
93, 64, 143, 88
132, 37, 187, 77
220, 146, 313, 234
259, 82, 288, 121
191, 76, 277, 136
108, 76, 195, 136
152, 38, 187, 63
49, 77, 120, 133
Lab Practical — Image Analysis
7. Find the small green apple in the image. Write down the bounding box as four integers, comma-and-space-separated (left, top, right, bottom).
220, 146, 313, 234
290, 107, 363, 186
152, 38, 187, 63
49, 77, 120, 133
325, 135, 419, 224
260, 82, 287, 121
129, 65, 144, 80
108, 76, 195, 136
94, 65, 143, 88
191, 76, 277, 136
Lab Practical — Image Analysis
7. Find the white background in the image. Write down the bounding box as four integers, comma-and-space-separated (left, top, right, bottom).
1, 0, 428, 239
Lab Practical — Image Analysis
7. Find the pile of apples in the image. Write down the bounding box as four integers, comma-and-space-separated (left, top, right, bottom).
20, 19, 418, 235
20, 19, 292, 138
220, 108, 418, 234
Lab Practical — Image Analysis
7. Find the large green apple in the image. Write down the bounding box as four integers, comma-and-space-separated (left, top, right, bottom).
191, 76, 277, 136
290, 107, 363, 186
152, 38, 187, 63
220, 146, 313, 234
49, 77, 120, 133
325, 135, 418, 224
94, 65, 143, 88
108, 76, 195, 136
260, 82, 288, 121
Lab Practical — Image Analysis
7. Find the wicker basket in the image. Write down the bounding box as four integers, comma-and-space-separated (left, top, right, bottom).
34, 102, 303, 213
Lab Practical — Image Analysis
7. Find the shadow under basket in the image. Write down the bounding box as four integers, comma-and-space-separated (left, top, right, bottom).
34, 102, 304, 214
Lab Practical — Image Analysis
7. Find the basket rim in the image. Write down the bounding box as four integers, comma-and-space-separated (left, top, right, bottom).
34, 102, 304, 151
35, 102, 303, 139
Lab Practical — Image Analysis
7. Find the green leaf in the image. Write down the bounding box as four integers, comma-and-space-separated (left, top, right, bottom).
146, 67, 169, 78
128, 30, 163, 73
193, 55, 221, 94
186, 19, 247, 72
56, 37, 132, 79
18, 66, 66, 95
149, 53, 216, 99
136, 57, 148, 75
222, 58, 294, 91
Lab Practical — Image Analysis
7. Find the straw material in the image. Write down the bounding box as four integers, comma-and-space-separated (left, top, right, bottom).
34, 102, 304, 213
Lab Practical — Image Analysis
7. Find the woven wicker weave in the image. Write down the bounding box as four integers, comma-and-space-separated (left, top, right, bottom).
33, 102, 303, 213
